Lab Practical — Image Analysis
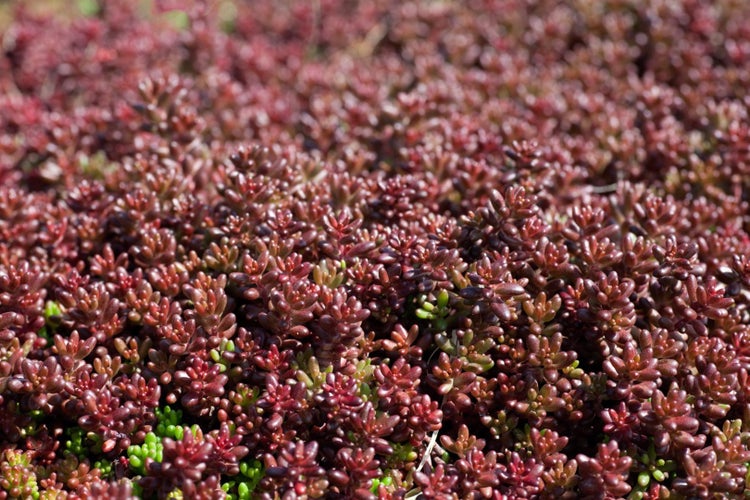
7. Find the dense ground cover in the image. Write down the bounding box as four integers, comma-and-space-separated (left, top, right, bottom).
3, 0, 750, 498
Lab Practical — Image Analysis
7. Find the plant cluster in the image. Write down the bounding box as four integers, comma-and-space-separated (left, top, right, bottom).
3, 0, 750, 497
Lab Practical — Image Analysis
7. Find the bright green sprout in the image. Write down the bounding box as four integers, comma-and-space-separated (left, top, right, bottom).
222, 459, 264, 499
370, 475, 394, 493
127, 432, 163, 475
416, 289, 451, 331
627, 442, 676, 500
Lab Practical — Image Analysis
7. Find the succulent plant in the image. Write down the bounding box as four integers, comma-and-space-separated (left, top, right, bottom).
3, 0, 750, 497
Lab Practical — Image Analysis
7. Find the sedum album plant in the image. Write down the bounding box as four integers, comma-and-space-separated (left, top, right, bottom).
3, 0, 750, 497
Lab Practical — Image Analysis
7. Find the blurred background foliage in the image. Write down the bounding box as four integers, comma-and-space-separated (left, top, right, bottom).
0, 0, 240, 31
